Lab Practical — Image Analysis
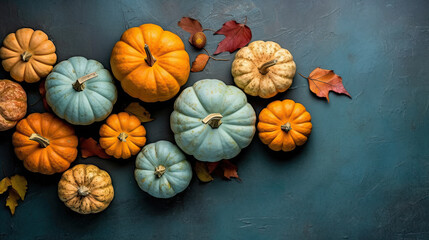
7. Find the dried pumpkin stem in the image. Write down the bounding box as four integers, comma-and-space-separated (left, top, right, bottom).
72, 72, 98, 91
118, 132, 128, 142
144, 44, 157, 66
29, 133, 50, 148
281, 122, 292, 132
21, 51, 32, 62
259, 59, 278, 75
202, 113, 223, 128
154, 165, 166, 178
77, 186, 90, 197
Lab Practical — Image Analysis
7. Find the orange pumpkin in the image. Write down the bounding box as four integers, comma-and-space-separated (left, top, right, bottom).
110, 23, 190, 102
0, 80, 27, 131
258, 100, 312, 151
99, 112, 146, 159
0, 28, 57, 83
12, 113, 78, 174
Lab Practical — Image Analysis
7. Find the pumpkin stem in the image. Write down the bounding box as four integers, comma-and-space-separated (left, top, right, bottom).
29, 133, 50, 148
144, 44, 157, 66
202, 113, 223, 128
259, 59, 278, 75
21, 51, 32, 62
281, 122, 292, 132
72, 72, 98, 91
77, 186, 90, 197
118, 132, 128, 142
154, 165, 166, 178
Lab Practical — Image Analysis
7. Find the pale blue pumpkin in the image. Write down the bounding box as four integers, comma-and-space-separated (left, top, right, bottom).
134, 140, 192, 198
45, 56, 117, 125
170, 79, 256, 162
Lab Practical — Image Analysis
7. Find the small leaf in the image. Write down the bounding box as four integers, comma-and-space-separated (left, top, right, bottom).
194, 161, 213, 182
125, 102, 154, 123
178, 17, 203, 43
222, 160, 240, 180
191, 54, 210, 72
39, 79, 51, 112
206, 162, 220, 174
0, 177, 11, 194
214, 20, 252, 54
10, 175, 27, 200
6, 189, 20, 215
80, 137, 110, 159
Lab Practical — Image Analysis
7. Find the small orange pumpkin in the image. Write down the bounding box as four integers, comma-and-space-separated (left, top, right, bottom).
258, 100, 312, 151
99, 112, 147, 159
0, 28, 57, 83
110, 23, 190, 102
0, 80, 27, 131
12, 113, 78, 174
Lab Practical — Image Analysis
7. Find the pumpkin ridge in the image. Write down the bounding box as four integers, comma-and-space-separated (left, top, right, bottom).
15, 31, 30, 51
1, 45, 20, 55
82, 90, 110, 120
191, 86, 210, 115
29, 31, 47, 51
46, 146, 69, 173
49, 145, 76, 163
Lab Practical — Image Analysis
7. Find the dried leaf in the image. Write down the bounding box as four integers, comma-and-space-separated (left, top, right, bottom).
206, 162, 220, 174
194, 161, 213, 182
0, 177, 11, 194
6, 189, 20, 215
222, 160, 240, 180
125, 102, 154, 123
178, 17, 203, 43
302, 68, 351, 102
214, 20, 252, 55
80, 137, 110, 159
191, 54, 210, 72
39, 79, 51, 112
10, 175, 27, 200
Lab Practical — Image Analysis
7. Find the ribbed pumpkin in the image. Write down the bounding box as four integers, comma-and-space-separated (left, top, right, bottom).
135, 141, 192, 198
231, 40, 296, 98
45, 56, 117, 125
0, 80, 27, 131
258, 99, 312, 151
0, 28, 57, 83
12, 113, 78, 174
170, 79, 256, 162
110, 23, 190, 102
99, 112, 147, 159
58, 164, 114, 214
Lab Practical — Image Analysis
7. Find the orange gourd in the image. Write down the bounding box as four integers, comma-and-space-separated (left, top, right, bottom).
0, 28, 57, 83
258, 100, 312, 151
99, 112, 147, 159
0, 80, 27, 131
12, 113, 78, 174
110, 23, 190, 102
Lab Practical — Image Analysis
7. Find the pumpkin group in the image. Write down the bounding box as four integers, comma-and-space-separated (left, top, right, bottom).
135, 141, 192, 198
0, 28, 57, 83
45, 56, 117, 125
0, 80, 27, 131
12, 113, 78, 174
58, 164, 114, 214
231, 40, 296, 98
110, 23, 190, 102
99, 112, 147, 159
170, 79, 256, 162
258, 99, 312, 151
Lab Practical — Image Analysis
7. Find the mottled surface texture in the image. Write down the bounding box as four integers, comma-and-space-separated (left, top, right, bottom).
0, 0, 428, 239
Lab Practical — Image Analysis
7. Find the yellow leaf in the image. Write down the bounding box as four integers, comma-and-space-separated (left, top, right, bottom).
0, 177, 11, 194
10, 175, 27, 200
125, 102, 154, 123
194, 161, 213, 182
6, 189, 20, 215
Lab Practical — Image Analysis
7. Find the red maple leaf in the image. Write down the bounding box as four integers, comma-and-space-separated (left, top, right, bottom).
213, 19, 252, 55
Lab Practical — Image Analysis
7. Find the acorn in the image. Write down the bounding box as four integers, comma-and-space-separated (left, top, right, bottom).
191, 32, 206, 49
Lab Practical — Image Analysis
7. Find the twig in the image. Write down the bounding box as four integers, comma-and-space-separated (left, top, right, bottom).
203, 48, 229, 61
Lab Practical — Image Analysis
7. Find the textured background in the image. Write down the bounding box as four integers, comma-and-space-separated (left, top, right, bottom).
0, 0, 429, 239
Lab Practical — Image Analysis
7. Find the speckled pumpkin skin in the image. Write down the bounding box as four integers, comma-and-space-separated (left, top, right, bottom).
0, 80, 27, 131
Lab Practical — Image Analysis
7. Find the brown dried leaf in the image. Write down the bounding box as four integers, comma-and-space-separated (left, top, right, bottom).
302, 68, 351, 102
222, 160, 240, 180
10, 175, 27, 200
125, 102, 154, 123
178, 17, 203, 43
6, 189, 20, 215
194, 161, 213, 182
191, 54, 210, 72
80, 137, 110, 159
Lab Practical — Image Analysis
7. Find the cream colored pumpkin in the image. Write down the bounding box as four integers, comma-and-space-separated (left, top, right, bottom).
231, 40, 296, 98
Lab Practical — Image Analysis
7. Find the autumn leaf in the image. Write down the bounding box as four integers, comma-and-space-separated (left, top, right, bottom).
206, 162, 220, 174
0, 177, 11, 194
221, 160, 240, 180
194, 161, 213, 182
80, 137, 110, 159
6, 189, 20, 215
125, 102, 154, 123
10, 175, 27, 200
213, 19, 252, 54
178, 17, 203, 43
196, 160, 240, 182
299, 68, 351, 102
39, 79, 51, 112
191, 54, 210, 72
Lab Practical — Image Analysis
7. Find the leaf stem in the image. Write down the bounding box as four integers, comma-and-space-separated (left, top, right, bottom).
203, 48, 229, 61
202, 28, 216, 32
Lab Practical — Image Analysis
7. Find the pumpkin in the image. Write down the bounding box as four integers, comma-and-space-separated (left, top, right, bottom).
231, 40, 296, 98
258, 99, 312, 151
110, 23, 190, 102
134, 140, 192, 198
99, 112, 147, 159
12, 113, 78, 174
0, 28, 57, 83
58, 164, 114, 214
0, 80, 27, 131
170, 79, 256, 162
45, 56, 117, 125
